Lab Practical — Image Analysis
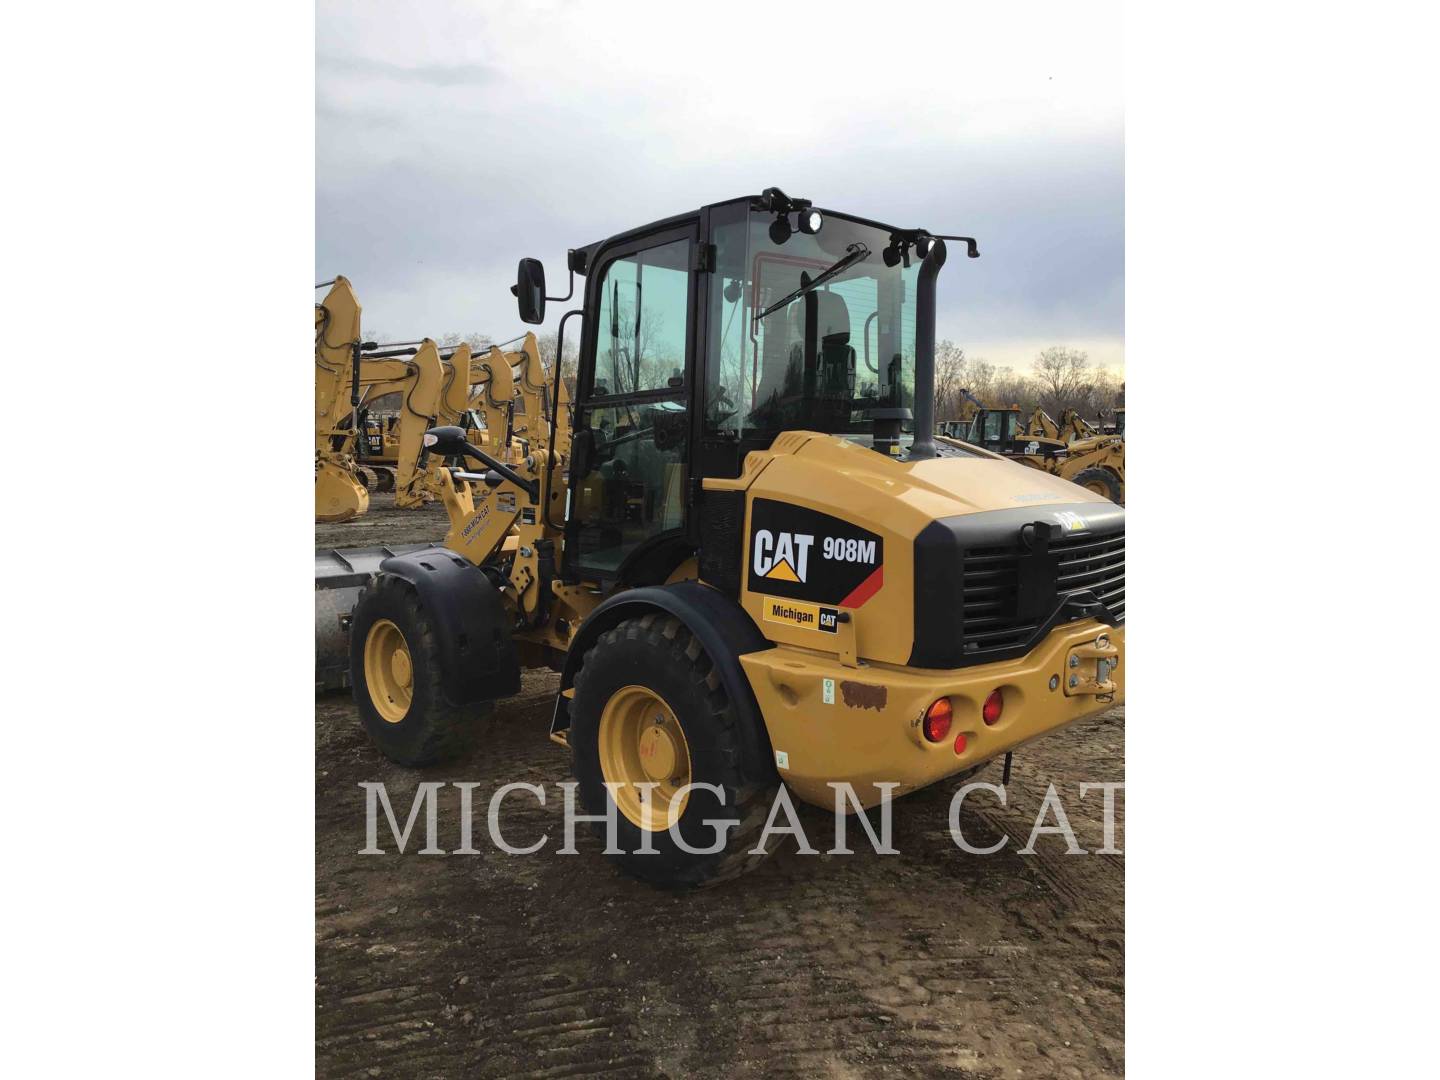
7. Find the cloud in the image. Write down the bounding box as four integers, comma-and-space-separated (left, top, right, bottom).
317, 1, 1123, 368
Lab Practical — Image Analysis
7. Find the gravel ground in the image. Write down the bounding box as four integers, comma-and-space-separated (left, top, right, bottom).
316, 491, 452, 551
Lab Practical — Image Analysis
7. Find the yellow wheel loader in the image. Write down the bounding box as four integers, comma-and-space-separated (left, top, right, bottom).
966, 403, 1125, 503
339, 189, 1124, 887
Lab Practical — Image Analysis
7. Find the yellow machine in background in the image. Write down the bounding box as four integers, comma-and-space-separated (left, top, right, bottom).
959, 401, 1125, 503
316, 278, 542, 520
315, 277, 371, 523
332, 189, 1125, 889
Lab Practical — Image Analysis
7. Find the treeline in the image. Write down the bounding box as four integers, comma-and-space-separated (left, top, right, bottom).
934, 343, 1124, 423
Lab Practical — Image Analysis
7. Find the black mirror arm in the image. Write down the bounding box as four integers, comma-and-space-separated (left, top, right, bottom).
452, 442, 539, 501
545, 267, 576, 304
929, 234, 981, 259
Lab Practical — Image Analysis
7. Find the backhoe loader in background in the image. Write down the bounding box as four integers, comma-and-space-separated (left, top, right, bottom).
316, 278, 534, 519
315, 277, 372, 522
337, 188, 1124, 888
935, 387, 985, 443
965, 402, 1125, 503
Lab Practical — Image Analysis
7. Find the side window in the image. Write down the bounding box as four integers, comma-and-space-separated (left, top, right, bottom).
593, 238, 690, 397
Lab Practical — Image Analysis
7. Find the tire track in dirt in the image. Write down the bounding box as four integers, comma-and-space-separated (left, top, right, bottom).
317, 675, 1124, 1078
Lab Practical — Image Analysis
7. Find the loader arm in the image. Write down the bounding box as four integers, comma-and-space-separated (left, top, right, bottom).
314, 277, 370, 522
314, 277, 362, 453
1026, 407, 1062, 441
437, 343, 472, 427
392, 340, 447, 507
467, 345, 519, 459
1059, 408, 1099, 443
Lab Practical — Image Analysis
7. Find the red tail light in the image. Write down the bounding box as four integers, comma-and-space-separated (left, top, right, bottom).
923, 698, 952, 742
983, 689, 1004, 725
953, 731, 968, 755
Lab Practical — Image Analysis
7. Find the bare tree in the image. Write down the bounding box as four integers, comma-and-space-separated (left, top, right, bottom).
533, 330, 579, 398
933, 339, 968, 419
1031, 346, 1091, 414
438, 331, 492, 349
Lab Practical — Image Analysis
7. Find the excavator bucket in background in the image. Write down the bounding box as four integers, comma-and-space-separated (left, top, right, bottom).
315, 543, 444, 691
315, 460, 370, 523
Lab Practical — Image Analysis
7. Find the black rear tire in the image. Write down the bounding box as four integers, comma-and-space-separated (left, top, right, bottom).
570, 613, 781, 888
1072, 466, 1123, 503
349, 573, 491, 766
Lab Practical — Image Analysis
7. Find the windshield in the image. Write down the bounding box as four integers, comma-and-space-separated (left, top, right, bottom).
704, 210, 919, 443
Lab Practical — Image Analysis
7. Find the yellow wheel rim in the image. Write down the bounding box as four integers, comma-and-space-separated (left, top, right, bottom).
363, 618, 413, 723
1084, 479, 1109, 495
598, 685, 692, 831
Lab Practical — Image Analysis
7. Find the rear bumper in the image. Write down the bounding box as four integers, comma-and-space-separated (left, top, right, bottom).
739, 619, 1123, 809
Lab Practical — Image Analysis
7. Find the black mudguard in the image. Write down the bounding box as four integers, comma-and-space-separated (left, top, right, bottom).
376, 548, 521, 704
552, 582, 775, 772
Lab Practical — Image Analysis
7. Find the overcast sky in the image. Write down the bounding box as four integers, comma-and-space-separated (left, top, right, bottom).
317, 1, 1122, 374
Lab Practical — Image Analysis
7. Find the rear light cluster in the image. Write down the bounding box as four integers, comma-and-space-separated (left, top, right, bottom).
923, 690, 1005, 755
983, 689, 1004, 725
922, 698, 952, 742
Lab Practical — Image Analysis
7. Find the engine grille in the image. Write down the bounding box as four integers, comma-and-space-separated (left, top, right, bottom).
959, 528, 1125, 658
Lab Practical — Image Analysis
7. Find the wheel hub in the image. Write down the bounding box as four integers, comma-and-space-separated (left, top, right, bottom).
638, 720, 679, 781
363, 618, 414, 724
598, 685, 693, 830
390, 649, 412, 688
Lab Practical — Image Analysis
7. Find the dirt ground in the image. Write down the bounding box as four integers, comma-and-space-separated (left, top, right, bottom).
316, 492, 453, 551
317, 497, 1123, 1077
316, 685, 1124, 1078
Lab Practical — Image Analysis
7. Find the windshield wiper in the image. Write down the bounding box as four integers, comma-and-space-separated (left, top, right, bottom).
756, 242, 870, 321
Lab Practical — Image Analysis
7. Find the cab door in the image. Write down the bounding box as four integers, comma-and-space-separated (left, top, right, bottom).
567, 224, 698, 584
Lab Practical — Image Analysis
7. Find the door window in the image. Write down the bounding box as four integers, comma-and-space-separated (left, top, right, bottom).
572, 233, 694, 579
592, 238, 691, 398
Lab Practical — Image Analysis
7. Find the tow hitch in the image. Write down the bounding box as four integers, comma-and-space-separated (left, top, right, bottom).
1064, 634, 1119, 702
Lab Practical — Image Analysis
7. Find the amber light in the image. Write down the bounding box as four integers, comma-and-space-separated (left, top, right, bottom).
983, 689, 1004, 725
923, 698, 952, 742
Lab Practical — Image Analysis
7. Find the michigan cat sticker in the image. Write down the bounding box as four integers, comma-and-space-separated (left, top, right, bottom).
762, 597, 841, 634
747, 499, 884, 608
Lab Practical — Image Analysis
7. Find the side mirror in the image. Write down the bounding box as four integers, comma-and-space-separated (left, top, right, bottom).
513, 258, 546, 324
422, 425, 470, 458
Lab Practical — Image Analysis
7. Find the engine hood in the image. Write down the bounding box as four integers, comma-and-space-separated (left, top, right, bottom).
774, 432, 1113, 524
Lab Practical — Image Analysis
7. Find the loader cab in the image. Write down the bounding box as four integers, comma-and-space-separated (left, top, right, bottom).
517, 190, 957, 589
968, 407, 1027, 452
938, 418, 975, 441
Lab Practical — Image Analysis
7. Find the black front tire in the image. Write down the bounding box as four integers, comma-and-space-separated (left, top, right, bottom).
570, 613, 781, 888
349, 573, 491, 766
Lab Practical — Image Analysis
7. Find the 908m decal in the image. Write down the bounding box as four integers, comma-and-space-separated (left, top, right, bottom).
747, 498, 884, 608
